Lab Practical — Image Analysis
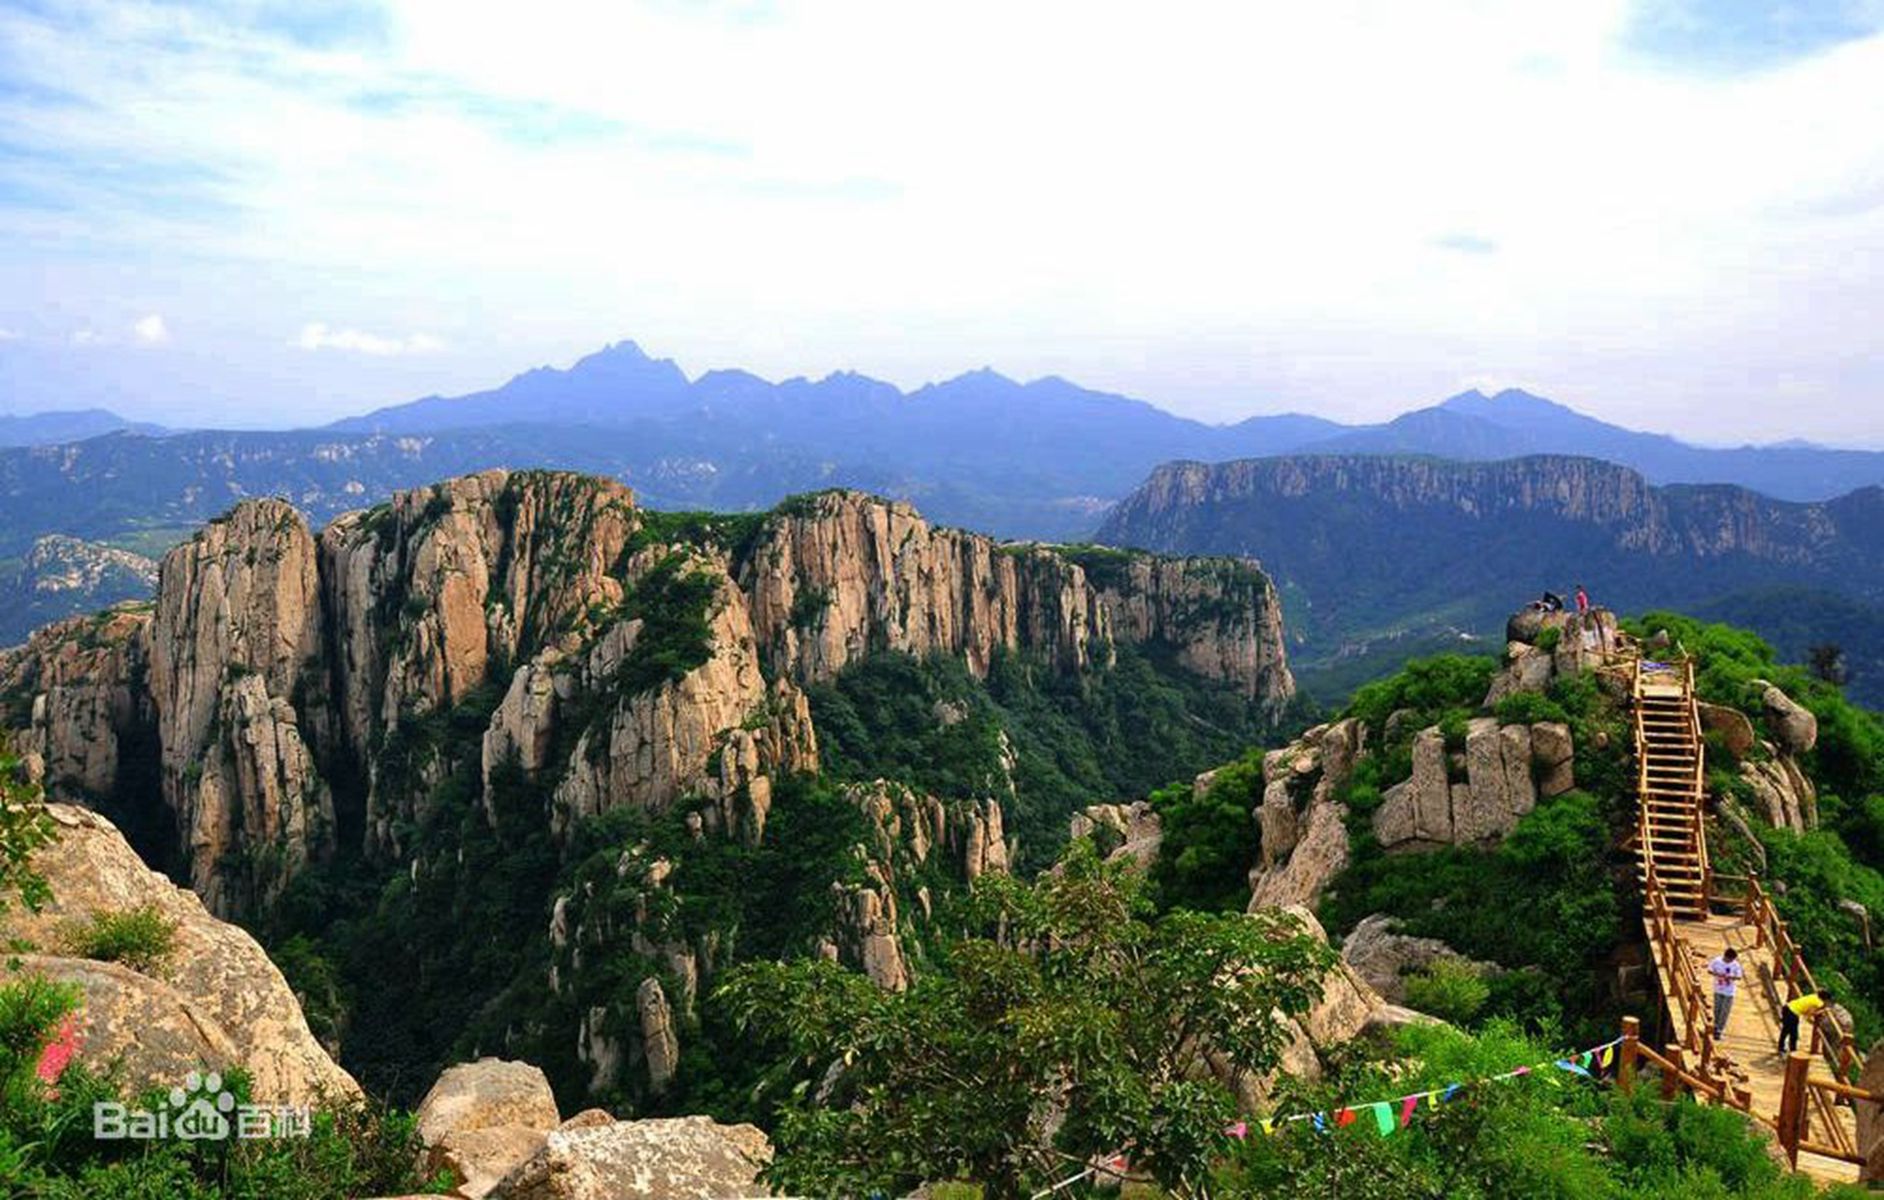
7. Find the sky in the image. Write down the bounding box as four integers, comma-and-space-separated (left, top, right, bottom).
1, 1, 1883, 445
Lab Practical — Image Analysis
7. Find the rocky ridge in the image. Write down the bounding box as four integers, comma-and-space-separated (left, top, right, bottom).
2, 473, 1292, 921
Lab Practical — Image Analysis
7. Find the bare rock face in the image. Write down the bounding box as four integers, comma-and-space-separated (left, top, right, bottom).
1068, 800, 1163, 868
491, 1115, 773, 1200
1247, 719, 1364, 911
637, 978, 680, 1095
1697, 702, 1756, 759
2, 805, 358, 1104
741, 491, 1293, 710
8, 953, 244, 1089
1739, 754, 1818, 832
552, 568, 817, 842
1483, 607, 1619, 705
149, 499, 332, 914
0, 607, 154, 804
1375, 720, 1566, 849
416, 1058, 563, 1200
1756, 681, 1818, 755
1340, 914, 1496, 1004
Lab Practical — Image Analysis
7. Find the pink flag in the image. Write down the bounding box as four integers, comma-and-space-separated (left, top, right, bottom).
1399, 1094, 1419, 1128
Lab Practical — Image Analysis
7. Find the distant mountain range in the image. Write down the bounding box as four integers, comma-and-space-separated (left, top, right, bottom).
0, 407, 166, 446
1095, 454, 1884, 704
6, 338, 1884, 698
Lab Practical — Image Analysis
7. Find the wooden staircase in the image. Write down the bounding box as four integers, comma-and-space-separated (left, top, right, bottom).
1633, 657, 1710, 920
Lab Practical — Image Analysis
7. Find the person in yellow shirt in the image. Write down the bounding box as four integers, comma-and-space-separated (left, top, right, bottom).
1779, 989, 1832, 1053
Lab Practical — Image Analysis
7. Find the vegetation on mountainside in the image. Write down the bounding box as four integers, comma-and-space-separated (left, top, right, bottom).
720, 843, 1336, 1199
57, 904, 177, 975
807, 644, 1276, 865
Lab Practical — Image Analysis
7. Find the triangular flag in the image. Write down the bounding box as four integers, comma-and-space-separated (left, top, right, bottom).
1442, 1084, 1463, 1104
1311, 1113, 1327, 1133
1335, 1107, 1357, 1128
1260, 1119, 1276, 1137
1513, 1066, 1531, 1077
1225, 1121, 1248, 1140
1555, 1059, 1593, 1079
1372, 1102, 1395, 1137
1599, 1046, 1614, 1069
1399, 1094, 1419, 1128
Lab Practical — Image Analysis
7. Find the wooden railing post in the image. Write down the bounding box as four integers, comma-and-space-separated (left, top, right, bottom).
1620, 1016, 1640, 1092
1777, 1051, 1811, 1169
1663, 1045, 1686, 1102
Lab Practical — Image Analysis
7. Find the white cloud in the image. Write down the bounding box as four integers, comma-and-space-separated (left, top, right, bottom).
132, 313, 169, 345
2, 2, 1883, 440
0, 327, 19, 342
296, 322, 445, 356
69, 329, 104, 347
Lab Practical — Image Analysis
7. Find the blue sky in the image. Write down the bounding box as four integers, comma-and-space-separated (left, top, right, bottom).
2, 1, 1883, 444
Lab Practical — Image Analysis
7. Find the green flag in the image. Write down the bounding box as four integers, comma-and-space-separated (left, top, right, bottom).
1372, 1101, 1396, 1136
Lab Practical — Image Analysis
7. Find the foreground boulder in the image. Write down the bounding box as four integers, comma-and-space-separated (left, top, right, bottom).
417, 1058, 563, 1199
1339, 914, 1496, 1004
1, 805, 358, 1105
492, 1116, 773, 1200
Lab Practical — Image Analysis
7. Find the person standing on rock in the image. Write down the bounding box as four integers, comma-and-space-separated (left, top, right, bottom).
1707, 947, 1742, 1038
1575, 584, 1591, 615
1779, 988, 1832, 1054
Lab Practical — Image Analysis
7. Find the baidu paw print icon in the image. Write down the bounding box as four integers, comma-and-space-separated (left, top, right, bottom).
170, 1070, 235, 1140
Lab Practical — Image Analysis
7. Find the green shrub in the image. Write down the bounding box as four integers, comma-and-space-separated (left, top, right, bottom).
1492, 691, 1568, 726
1346, 655, 1499, 730
1534, 625, 1562, 653
1402, 958, 1489, 1024
58, 904, 178, 975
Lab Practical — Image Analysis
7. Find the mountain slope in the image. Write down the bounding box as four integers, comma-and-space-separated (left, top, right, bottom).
1094, 454, 1884, 702
0, 408, 166, 446
0, 473, 1293, 1106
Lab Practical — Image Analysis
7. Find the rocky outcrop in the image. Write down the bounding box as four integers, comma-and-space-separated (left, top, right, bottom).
1069, 800, 1162, 868
1485, 608, 1620, 705
7, 953, 244, 1089
1339, 914, 1496, 1004
741, 491, 1292, 709
825, 782, 1012, 991
416, 1058, 564, 1200
492, 1115, 773, 1200
149, 499, 332, 914
1756, 681, 1818, 755
1247, 719, 1364, 910
1738, 754, 1818, 832
0, 607, 154, 803
1, 805, 358, 1104
552, 569, 818, 842
1374, 719, 1570, 849
636, 979, 680, 1095
1698, 701, 1756, 759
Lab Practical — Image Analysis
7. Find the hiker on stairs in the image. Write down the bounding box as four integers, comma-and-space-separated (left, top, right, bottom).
1707, 948, 1743, 1038
1779, 989, 1832, 1054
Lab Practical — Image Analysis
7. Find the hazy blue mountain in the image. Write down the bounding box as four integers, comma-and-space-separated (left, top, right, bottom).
1300, 388, 1884, 501
1096, 454, 1884, 704
0, 408, 166, 446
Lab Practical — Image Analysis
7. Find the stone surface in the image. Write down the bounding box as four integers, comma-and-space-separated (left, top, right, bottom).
1, 804, 358, 1104
6, 953, 243, 1089
1340, 914, 1494, 1004
1739, 754, 1817, 832
417, 1058, 563, 1200
1069, 800, 1163, 868
491, 1116, 773, 1200
1248, 719, 1365, 911
1376, 719, 1560, 849
1697, 702, 1756, 759
1757, 682, 1818, 755
637, 978, 680, 1095
1858, 1039, 1883, 1184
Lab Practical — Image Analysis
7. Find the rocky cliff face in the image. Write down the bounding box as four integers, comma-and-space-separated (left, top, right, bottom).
1, 474, 1290, 922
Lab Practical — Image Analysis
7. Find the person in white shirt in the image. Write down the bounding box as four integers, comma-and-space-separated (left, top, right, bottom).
1707, 947, 1743, 1039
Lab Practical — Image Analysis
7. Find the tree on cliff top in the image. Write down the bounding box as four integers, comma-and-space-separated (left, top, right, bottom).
720, 841, 1335, 1199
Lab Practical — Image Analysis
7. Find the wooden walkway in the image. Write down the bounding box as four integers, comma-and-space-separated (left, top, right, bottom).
1629, 653, 1866, 1185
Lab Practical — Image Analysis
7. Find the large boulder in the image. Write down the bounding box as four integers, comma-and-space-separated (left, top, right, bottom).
1757, 682, 1818, 755
416, 1058, 563, 1200
6, 954, 242, 1086
1739, 755, 1817, 832
1697, 702, 1756, 759
492, 1116, 773, 1200
2, 805, 358, 1105
1247, 720, 1365, 911
1339, 914, 1494, 1004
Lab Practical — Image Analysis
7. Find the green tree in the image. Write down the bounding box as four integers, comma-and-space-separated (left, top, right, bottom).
0, 743, 54, 917
720, 842, 1335, 1199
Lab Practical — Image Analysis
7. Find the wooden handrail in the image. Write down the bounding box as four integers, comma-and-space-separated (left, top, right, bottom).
1741, 875, 1860, 1080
